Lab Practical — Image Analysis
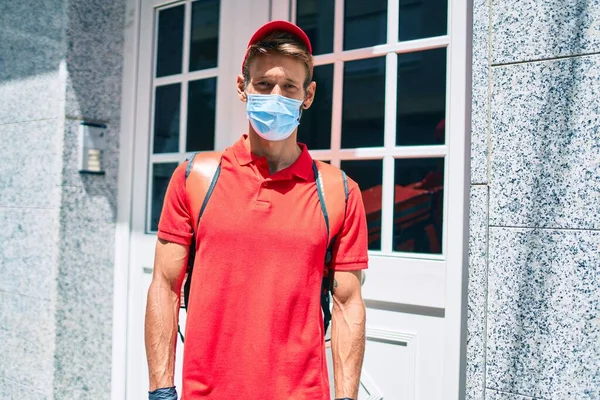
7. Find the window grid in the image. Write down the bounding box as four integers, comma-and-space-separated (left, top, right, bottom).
149, 1, 219, 165
146, 0, 219, 232
153, 67, 219, 87
292, 0, 450, 256
179, 1, 192, 155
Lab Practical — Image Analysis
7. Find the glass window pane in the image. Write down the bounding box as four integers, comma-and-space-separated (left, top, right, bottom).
189, 0, 220, 71
393, 158, 444, 254
399, 0, 448, 42
298, 64, 333, 150
344, 0, 387, 50
153, 84, 181, 154
396, 48, 446, 146
297, 0, 334, 55
341, 160, 383, 251
342, 57, 385, 149
156, 5, 184, 78
150, 162, 179, 232
187, 78, 217, 152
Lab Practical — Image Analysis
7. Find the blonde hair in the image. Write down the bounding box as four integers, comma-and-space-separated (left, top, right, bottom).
243, 31, 314, 89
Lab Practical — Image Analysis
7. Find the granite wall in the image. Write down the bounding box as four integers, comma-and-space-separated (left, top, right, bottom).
467, 1, 600, 399
0, 0, 125, 399
0, 1, 65, 398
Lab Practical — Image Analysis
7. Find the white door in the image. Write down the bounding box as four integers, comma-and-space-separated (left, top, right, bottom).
125, 0, 471, 399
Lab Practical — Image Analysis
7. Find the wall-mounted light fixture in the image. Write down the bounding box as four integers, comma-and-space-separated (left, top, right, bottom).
79, 122, 107, 175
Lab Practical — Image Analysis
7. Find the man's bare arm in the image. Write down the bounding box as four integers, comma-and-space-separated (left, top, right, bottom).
145, 238, 188, 391
331, 270, 366, 399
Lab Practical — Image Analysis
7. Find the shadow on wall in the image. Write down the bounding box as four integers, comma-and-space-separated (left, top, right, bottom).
0, 1, 65, 82
0, 0, 121, 222
53, 0, 127, 398
0, 0, 123, 215
61, 0, 126, 203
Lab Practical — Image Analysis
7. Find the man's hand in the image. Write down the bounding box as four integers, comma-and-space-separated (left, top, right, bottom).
330, 270, 366, 399
145, 239, 188, 392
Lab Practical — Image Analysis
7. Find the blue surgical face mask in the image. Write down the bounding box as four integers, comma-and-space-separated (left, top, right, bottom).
246, 93, 303, 141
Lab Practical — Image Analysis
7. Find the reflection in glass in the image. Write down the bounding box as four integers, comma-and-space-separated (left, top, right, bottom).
396, 48, 447, 146
153, 84, 181, 154
189, 0, 220, 71
187, 78, 217, 151
297, 0, 334, 55
399, 0, 447, 41
150, 162, 179, 232
340, 160, 383, 251
156, 5, 184, 77
342, 57, 385, 149
298, 64, 333, 150
393, 158, 444, 254
344, 0, 387, 50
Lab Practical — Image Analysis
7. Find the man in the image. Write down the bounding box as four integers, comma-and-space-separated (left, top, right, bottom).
145, 20, 368, 400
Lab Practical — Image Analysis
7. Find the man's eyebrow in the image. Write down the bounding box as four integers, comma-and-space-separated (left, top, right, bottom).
254, 75, 301, 85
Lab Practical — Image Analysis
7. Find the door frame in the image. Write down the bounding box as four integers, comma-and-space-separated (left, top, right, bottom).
111, 0, 141, 398
442, 0, 472, 396
111, 0, 473, 398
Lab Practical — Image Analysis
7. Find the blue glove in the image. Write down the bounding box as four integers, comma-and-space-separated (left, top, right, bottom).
149, 387, 178, 400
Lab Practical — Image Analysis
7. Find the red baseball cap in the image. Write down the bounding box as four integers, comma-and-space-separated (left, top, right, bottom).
242, 20, 313, 73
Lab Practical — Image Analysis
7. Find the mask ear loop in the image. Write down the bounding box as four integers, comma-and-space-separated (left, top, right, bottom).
298, 94, 308, 122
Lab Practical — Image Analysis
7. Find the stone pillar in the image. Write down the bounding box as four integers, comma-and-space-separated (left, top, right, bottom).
0, 0, 126, 398
468, 1, 600, 399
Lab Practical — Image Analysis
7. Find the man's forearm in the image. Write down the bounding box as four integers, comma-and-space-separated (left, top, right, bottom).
331, 301, 366, 399
145, 280, 180, 391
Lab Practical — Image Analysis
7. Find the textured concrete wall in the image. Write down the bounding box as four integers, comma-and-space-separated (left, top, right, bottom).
467, 1, 600, 399
0, 0, 125, 398
52, 1, 125, 398
0, 1, 65, 397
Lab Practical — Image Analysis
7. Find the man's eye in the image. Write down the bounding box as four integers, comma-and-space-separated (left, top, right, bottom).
258, 82, 270, 87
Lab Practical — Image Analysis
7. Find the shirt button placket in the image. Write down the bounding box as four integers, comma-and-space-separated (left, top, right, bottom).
255, 180, 271, 208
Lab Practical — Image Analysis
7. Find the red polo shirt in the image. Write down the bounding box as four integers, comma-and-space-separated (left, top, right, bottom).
157, 135, 368, 399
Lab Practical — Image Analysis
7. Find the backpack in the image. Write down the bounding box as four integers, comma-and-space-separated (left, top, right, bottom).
178, 151, 349, 343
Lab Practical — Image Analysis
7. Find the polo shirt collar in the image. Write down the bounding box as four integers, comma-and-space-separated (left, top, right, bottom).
233, 134, 255, 166
233, 135, 314, 181
289, 143, 313, 181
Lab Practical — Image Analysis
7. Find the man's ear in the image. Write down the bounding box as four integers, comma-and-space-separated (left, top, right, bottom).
237, 75, 247, 102
302, 81, 317, 109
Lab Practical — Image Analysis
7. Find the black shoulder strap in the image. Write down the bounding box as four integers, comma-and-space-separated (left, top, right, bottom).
313, 162, 330, 240
185, 153, 197, 179
313, 161, 349, 336
184, 162, 221, 306
197, 164, 221, 228
178, 153, 222, 343
185, 152, 221, 277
